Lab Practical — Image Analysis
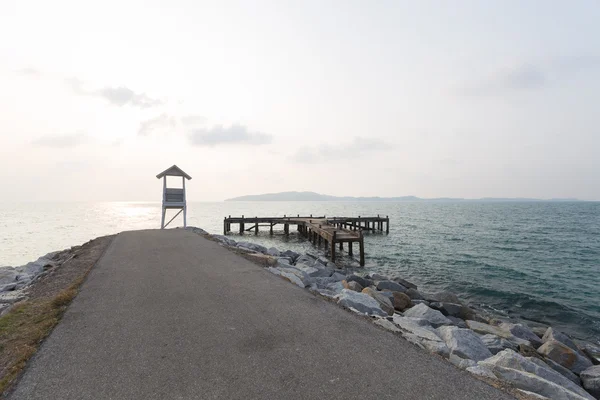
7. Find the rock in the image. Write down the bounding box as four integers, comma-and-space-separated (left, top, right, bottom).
376, 280, 407, 293
391, 276, 417, 290
411, 299, 430, 307
430, 302, 474, 320
326, 281, 345, 294
404, 303, 452, 328
313, 288, 337, 299
374, 318, 401, 333
426, 291, 462, 304
369, 273, 388, 281
345, 274, 369, 288
266, 247, 281, 257
295, 254, 316, 266
186, 226, 208, 235
466, 320, 529, 345
499, 322, 543, 348
211, 235, 237, 247
0, 283, 17, 292
335, 289, 387, 317
520, 344, 544, 360
449, 354, 477, 369
542, 357, 582, 387
329, 272, 346, 282
344, 280, 363, 292
281, 250, 300, 261
390, 291, 412, 311
580, 365, 600, 398
479, 334, 518, 354
437, 326, 492, 361
277, 257, 293, 265
542, 328, 581, 355
237, 241, 268, 254
538, 339, 593, 374
392, 315, 449, 357
405, 288, 424, 300
308, 267, 334, 278
378, 291, 395, 305
480, 349, 594, 400
466, 365, 497, 379
362, 288, 394, 316
446, 316, 468, 328
267, 267, 307, 288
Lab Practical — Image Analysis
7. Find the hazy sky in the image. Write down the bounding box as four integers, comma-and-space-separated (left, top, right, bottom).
1, 0, 599, 201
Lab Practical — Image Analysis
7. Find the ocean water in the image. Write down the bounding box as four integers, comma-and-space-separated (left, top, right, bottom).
1, 201, 599, 344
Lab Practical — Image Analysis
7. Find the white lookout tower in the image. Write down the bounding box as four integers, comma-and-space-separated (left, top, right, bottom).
156, 165, 192, 229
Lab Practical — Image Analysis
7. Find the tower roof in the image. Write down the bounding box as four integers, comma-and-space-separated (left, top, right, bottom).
156, 165, 192, 180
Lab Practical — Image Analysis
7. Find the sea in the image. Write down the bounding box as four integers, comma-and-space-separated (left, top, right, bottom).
1, 201, 599, 344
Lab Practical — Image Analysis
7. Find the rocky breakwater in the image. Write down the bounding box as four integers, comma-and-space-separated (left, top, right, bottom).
201, 229, 600, 400
0, 248, 79, 314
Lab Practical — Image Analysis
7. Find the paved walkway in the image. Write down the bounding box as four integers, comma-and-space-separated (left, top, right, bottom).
10, 230, 512, 399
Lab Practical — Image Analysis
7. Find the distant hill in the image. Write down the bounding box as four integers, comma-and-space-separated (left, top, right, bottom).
225, 191, 582, 202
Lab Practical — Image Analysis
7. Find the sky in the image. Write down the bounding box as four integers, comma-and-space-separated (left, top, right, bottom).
1, 0, 599, 201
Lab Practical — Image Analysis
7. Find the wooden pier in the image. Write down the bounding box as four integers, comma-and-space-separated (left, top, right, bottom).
223, 215, 390, 266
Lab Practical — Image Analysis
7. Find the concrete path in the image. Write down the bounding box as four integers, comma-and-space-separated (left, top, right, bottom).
10, 230, 512, 399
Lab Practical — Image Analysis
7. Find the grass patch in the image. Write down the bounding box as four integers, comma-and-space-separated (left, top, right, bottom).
0, 283, 84, 394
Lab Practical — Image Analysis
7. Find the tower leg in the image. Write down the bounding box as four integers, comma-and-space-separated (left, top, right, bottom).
161, 207, 166, 229
183, 206, 187, 228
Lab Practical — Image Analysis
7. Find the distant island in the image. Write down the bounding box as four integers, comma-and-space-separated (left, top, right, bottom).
225, 191, 581, 202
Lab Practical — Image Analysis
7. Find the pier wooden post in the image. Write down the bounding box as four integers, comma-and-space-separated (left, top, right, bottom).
255, 220, 259, 235
348, 242, 353, 256
223, 218, 227, 235
330, 231, 336, 263
339, 241, 343, 250
284, 223, 289, 235
359, 231, 365, 267
270, 223, 273, 235
386, 216, 389, 234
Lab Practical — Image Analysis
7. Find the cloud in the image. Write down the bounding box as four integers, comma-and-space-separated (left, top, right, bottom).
137, 113, 205, 136
31, 133, 88, 148
188, 124, 272, 146
461, 64, 547, 96
293, 137, 391, 163
138, 113, 177, 136
66, 78, 164, 108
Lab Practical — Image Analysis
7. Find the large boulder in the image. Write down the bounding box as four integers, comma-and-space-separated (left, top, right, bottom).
281, 249, 300, 261
538, 339, 593, 374
369, 273, 389, 281
267, 267, 305, 288
0, 268, 19, 286
405, 288, 424, 300
542, 328, 581, 355
237, 241, 268, 254
211, 235, 237, 247
390, 291, 412, 311
308, 267, 334, 278
499, 322, 543, 348
580, 365, 600, 398
479, 334, 518, 354
437, 326, 492, 361
335, 289, 387, 317
345, 274, 370, 288
343, 280, 363, 292
266, 247, 281, 257
362, 287, 394, 316
542, 357, 583, 386
376, 280, 407, 293
430, 302, 475, 320
392, 315, 449, 358
403, 303, 452, 328
479, 350, 594, 400
391, 276, 417, 290
466, 320, 530, 346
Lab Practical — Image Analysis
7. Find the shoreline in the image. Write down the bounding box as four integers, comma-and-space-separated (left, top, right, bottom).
1, 228, 599, 399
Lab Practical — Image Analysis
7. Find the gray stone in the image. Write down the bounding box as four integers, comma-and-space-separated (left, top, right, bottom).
391, 276, 417, 290
362, 288, 394, 316
376, 280, 407, 293
437, 326, 492, 361
374, 318, 401, 333
446, 316, 467, 328
335, 289, 387, 317
411, 299, 430, 307
542, 328, 580, 354
211, 235, 237, 247
540, 357, 582, 387
186, 226, 209, 235
580, 365, 600, 398
308, 267, 334, 278
499, 322, 542, 348
449, 354, 477, 369
314, 288, 338, 299
329, 272, 346, 282
345, 274, 369, 288
405, 288, 424, 300
292, 263, 320, 276
281, 250, 300, 261
266, 247, 281, 257
345, 281, 363, 292
404, 303, 452, 328
378, 290, 395, 305
392, 315, 442, 342
267, 267, 306, 288
466, 320, 530, 347
466, 365, 497, 379
295, 254, 316, 266
480, 349, 594, 400
538, 339, 593, 374
237, 241, 268, 254
0, 283, 17, 292
479, 334, 518, 355
277, 257, 293, 265
326, 281, 345, 294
